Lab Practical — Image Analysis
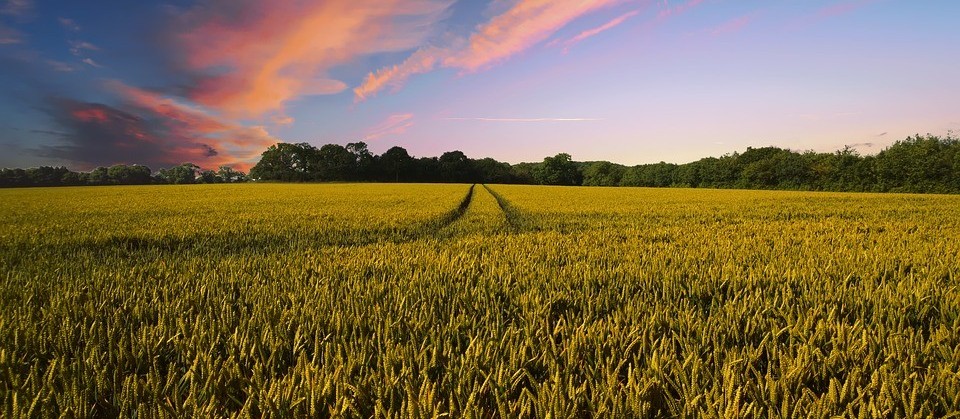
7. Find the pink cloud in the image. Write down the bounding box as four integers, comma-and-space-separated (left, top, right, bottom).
103, 81, 279, 170
709, 11, 758, 37
354, 0, 626, 101
354, 47, 443, 102
556, 10, 640, 53
788, 0, 877, 30
58, 17, 80, 31
0, 24, 22, 44
0, 0, 31, 16
364, 113, 415, 141
171, 0, 450, 118
656, 0, 703, 21
446, 0, 626, 72
816, 0, 875, 20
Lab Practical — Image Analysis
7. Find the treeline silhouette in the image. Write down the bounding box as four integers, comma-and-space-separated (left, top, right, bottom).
2, 134, 959, 193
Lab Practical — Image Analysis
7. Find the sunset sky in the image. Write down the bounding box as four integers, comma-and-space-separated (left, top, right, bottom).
1, 0, 958, 171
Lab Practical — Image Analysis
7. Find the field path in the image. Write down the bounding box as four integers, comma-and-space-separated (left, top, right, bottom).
436, 184, 514, 237
482, 184, 533, 232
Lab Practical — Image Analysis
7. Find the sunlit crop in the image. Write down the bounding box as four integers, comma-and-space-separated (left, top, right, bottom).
2, 183, 958, 417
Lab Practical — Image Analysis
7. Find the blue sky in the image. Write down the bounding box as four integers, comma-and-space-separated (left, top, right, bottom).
2, 0, 959, 171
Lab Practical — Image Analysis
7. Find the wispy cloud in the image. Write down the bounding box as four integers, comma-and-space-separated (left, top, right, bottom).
445, 117, 601, 122
816, 0, 876, 20
354, 46, 445, 103
272, 115, 295, 126
364, 113, 415, 141
554, 10, 640, 53
46, 59, 75, 72
81, 58, 104, 68
354, 0, 626, 102
69, 40, 98, 56
0, 0, 31, 16
0, 24, 21, 44
709, 11, 758, 37
58, 17, 80, 31
170, 0, 451, 118
655, 0, 703, 21
445, 0, 626, 72
789, 0, 877, 30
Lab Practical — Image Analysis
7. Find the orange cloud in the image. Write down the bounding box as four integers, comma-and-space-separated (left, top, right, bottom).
173, 0, 451, 118
556, 10, 640, 53
354, 0, 626, 101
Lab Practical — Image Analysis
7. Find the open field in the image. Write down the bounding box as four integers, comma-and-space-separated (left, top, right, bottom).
2, 184, 959, 417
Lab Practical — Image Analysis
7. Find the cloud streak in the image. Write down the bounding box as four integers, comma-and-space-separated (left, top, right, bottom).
364, 113, 415, 141
354, 0, 627, 101
0, 0, 30, 16
0, 23, 21, 44
709, 12, 757, 37
445, 117, 601, 122
58, 17, 80, 31
655, 0, 703, 21
555, 10, 640, 52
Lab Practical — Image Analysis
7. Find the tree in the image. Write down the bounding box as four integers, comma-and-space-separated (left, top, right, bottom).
378, 146, 414, 182
248, 142, 319, 181
88, 167, 110, 185
216, 166, 246, 183
316, 144, 357, 181
107, 164, 152, 185
158, 163, 200, 184
472, 158, 515, 184
346, 141, 375, 180
438, 150, 475, 183
198, 169, 219, 183
534, 153, 582, 185
582, 161, 625, 186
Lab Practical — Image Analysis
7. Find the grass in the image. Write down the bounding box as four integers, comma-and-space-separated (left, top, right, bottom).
2, 183, 959, 417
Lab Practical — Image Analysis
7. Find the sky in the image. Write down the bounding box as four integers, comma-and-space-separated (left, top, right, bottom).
1, 0, 959, 171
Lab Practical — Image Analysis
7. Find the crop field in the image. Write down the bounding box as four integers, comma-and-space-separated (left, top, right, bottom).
1, 183, 959, 417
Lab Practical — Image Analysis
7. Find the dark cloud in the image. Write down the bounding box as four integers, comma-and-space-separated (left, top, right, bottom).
201, 143, 218, 157
37, 98, 226, 170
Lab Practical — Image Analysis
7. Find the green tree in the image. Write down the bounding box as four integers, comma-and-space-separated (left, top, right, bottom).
317, 144, 357, 181
438, 150, 475, 183
248, 142, 319, 181
216, 166, 246, 183
582, 162, 625, 186
378, 146, 414, 182
534, 153, 582, 185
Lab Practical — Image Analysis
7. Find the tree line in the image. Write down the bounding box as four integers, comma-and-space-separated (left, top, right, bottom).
0, 164, 247, 187
2, 134, 959, 193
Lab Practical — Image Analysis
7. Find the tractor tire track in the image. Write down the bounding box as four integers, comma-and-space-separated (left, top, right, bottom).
482, 184, 535, 232
433, 184, 475, 230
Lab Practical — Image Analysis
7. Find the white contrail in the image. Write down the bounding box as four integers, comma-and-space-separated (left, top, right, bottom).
444, 117, 602, 122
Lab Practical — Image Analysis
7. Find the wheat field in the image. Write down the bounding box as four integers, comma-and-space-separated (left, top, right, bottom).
1, 184, 958, 417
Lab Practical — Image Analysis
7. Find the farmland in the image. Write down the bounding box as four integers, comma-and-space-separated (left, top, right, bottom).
1, 184, 959, 417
